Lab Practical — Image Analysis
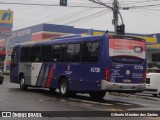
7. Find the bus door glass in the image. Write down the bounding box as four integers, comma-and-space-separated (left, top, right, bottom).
10, 46, 20, 83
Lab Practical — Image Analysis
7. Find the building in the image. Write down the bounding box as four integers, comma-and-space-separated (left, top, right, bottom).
0, 23, 99, 71
0, 23, 159, 72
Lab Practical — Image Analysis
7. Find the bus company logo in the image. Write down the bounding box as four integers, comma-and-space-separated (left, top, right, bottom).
134, 46, 142, 53
126, 70, 130, 75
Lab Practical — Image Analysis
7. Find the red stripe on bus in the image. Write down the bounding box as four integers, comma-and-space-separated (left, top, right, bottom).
45, 65, 54, 88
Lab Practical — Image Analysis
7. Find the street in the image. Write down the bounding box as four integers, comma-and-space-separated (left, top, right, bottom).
0, 75, 159, 120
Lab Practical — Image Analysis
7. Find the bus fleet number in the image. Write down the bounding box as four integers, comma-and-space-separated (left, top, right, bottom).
90, 67, 100, 73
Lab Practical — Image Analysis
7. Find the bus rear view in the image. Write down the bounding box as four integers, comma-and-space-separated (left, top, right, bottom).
101, 35, 146, 93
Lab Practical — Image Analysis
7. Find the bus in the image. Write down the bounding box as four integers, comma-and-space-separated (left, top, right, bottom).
10, 33, 146, 99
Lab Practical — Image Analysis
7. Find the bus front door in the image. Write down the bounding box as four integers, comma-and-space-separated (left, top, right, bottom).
10, 50, 20, 83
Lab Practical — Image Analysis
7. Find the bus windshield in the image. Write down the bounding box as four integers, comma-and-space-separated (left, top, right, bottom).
109, 36, 145, 64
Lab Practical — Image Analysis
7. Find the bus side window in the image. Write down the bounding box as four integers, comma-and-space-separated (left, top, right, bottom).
74, 44, 81, 62
67, 44, 75, 62
81, 42, 99, 62
20, 47, 30, 62
66, 43, 81, 62
60, 44, 67, 62
53, 44, 66, 62
41, 45, 52, 62
81, 42, 90, 62
30, 46, 41, 62
53, 45, 61, 62
91, 42, 100, 62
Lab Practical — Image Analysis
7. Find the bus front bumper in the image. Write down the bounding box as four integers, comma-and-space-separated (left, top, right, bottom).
101, 80, 146, 93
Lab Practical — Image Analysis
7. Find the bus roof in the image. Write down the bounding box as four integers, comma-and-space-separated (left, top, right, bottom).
14, 34, 107, 47
14, 33, 145, 47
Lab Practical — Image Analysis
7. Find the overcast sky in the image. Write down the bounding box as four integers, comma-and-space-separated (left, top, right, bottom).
1, 0, 160, 34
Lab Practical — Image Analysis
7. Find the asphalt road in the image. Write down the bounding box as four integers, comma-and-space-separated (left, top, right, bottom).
0, 75, 159, 120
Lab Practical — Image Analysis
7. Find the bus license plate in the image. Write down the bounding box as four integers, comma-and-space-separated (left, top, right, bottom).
123, 79, 131, 83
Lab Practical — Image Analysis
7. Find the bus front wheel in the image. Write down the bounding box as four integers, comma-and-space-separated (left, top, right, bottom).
89, 91, 106, 99
59, 78, 69, 97
20, 76, 28, 90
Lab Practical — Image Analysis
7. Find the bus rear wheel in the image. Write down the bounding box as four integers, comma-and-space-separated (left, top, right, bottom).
59, 78, 69, 97
89, 91, 106, 99
20, 76, 28, 90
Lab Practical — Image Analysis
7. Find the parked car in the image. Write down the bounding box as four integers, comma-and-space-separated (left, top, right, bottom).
145, 72, 160, 97
0, 70, 4, 84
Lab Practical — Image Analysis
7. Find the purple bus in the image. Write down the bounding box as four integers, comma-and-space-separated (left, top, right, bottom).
10, 34, 146, 99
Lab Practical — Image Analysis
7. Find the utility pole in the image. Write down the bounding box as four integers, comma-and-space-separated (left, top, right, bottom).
89, 0, 125, 35
112, 0, 119, 34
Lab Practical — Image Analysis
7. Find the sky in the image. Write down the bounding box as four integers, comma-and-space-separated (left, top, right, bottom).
1, 0, 160, 34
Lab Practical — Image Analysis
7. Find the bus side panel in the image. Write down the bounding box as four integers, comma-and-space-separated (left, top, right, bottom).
70, 64, 105, 91
68, 37, 108, 92
36, 63, 56, 88
50, 63, 105, 92
19, 63, 32, 85
50, 64, 68, 89
31, 63, 43, 86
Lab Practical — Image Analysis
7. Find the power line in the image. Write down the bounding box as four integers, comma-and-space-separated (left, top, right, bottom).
14, 8, 91, 29
63, 10, 110, 25
122, 3, 160, 10
120, 0, 160, 6
131, 9, 160, 19
0, 1, 105, 8
12, 1, 110, 30
0, 2, 57, 6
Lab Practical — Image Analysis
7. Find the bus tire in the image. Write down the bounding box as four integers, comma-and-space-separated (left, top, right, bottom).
89, 91, 106, 99
20, 76, 28, 90
59, 78, 69, 97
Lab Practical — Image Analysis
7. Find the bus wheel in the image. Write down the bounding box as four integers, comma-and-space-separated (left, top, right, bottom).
89, 91, 106, 99
59, 78, 69, 97
20, 76, 28, 90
